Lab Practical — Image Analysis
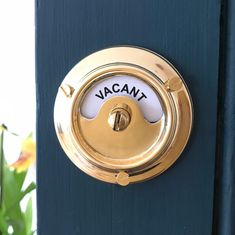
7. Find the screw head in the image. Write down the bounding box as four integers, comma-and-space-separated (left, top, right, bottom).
116, 171, 130, 186
165, 77, 182, 92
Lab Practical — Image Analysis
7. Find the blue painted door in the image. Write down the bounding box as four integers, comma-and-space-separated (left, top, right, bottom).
36, 0, 234, 234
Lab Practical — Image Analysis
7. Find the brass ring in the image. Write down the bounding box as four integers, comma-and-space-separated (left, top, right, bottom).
54, 46, 193, 185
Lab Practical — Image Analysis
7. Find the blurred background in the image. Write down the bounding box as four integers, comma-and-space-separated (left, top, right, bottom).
0, 0, 36, 233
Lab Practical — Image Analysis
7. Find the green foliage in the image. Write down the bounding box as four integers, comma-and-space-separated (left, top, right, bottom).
0, 130, 36, 235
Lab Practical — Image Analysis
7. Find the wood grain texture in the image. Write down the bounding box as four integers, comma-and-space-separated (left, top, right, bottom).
36, 1, 221, 234
214, 0, 235, 234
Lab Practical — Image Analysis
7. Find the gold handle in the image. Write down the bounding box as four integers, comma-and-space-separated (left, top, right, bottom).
108, 103, 131, 131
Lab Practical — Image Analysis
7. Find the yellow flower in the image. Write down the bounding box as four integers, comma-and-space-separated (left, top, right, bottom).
0, 124, 7, 132
10, 137, 36, 172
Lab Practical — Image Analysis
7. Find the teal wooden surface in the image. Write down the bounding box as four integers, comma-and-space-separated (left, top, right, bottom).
36, 1, 221, 234
215, 0, 235, 234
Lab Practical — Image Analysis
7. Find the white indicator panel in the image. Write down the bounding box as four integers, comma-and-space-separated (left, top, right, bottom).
81, 75, 163, 122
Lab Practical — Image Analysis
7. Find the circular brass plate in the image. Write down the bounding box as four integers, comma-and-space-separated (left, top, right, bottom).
54, 46, 193, 185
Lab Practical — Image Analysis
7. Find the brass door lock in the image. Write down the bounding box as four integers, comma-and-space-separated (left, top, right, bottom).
54, 46, 193, 185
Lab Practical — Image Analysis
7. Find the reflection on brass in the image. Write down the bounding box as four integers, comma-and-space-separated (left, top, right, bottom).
165, 77, 183, 92
116, 172, 130, 186
54, 46, 193, 185
108, 103, 131, 131
78, 96, 163, 166
60, 84, 75, 98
